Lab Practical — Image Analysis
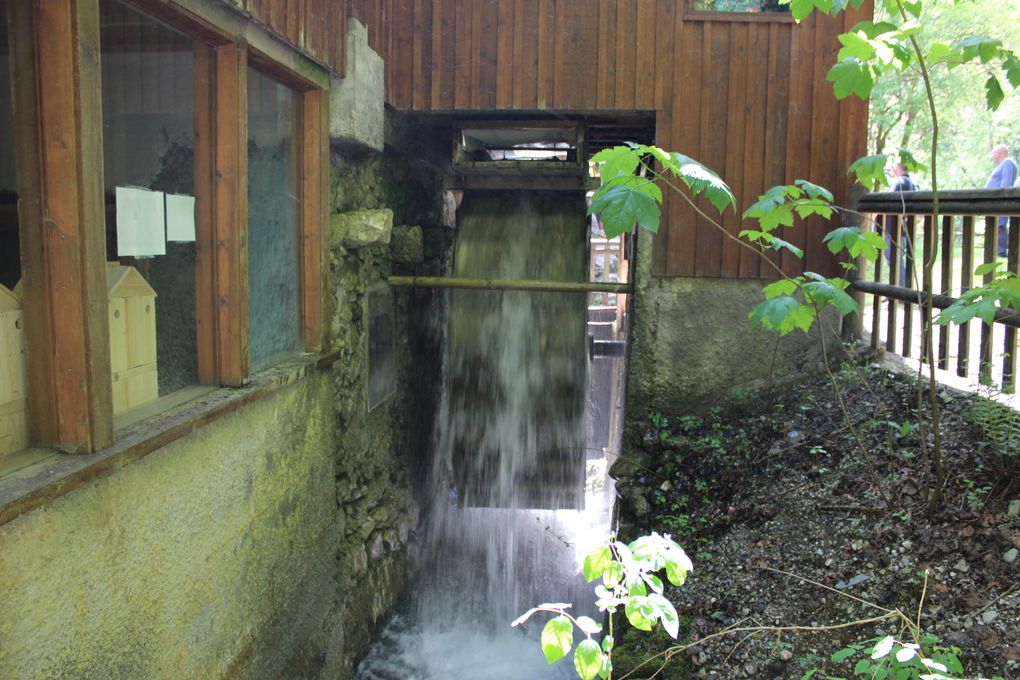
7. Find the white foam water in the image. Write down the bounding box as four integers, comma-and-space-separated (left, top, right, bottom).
357, 191, 611, 679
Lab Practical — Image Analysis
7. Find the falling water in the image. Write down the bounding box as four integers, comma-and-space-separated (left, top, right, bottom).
357, 191, 613, 679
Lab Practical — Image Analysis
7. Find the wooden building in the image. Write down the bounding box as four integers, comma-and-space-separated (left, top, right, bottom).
0, 0, 868, 452
0, 1, 869, 675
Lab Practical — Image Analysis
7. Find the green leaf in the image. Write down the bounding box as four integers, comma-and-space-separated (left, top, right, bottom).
974, 261, 1003, 276
789, 0, 814, 21
986, 75, 1005, 111
648, 593, 681, 638
763, 279, 798, 299
541, 616, 574, 664
624, 596, 657, 631
871, 636, 895, 659
794, 180, 834, 202
601, 635, 614, 653
749, 296, 816, 335
847, 154, 889, 189
589, 183, 661, 238
938, 297, 997, 325
897, 148, 926, 174
642, 573, 664, 594
583, 546, 613, 582
854, 659, 871, 673
627, 577, 648, 597
664, 559, 688, 587
598, 654, 612, 680
823, 226, 885, 261
958, 36, 1003, 64
602, 561, 624, 588
573, 639, 603, 680
1004, 54, 1020, 89
803, 276, 858, 315
770, 237, 805, 259
670, 154, 736, 213
575, 616, 602, 635
832, 646, 858, 662
606, 174, 664, 203
592, 146, 641, 183
926, 42, 962, 67
827, 58, 876, 100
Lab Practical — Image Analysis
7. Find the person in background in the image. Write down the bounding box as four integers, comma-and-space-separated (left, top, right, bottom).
883, 163, 918, 284
891, 162, 918, 192
985, 144, 1017, 256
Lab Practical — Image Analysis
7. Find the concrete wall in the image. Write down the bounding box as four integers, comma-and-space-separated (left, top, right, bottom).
626, 231, 835, 425
0, 373, 338, 678
0, 113, 448, 679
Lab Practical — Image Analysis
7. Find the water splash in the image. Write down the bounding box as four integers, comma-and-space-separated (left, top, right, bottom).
357, 191, 611, 678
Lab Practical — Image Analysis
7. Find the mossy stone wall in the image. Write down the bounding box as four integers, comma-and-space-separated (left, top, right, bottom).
0, 116, 448, 679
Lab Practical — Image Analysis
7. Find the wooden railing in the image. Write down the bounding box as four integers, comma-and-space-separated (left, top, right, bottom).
850, 188, 1020, 391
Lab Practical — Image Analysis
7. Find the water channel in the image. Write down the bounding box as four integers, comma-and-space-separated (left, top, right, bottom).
356, 191, 624, 679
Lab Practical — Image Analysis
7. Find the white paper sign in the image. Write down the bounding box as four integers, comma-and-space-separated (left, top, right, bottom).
165, 194, 196, 242
116, 187, 165, 257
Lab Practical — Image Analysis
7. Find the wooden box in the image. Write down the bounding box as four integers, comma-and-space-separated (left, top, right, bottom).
0, 284, 28, 455
107, 263, 158, 413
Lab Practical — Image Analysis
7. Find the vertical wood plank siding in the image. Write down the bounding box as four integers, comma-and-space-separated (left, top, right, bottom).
240, 0, 867, 279
341, 0, 869, 279
230, 0, 349, 75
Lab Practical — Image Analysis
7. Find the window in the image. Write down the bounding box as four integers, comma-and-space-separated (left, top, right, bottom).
100, 0, 202, 410
1, 0, 328, 455
247, 66, 302, 371
0, 1, 18, 291
687, 0, 791, 18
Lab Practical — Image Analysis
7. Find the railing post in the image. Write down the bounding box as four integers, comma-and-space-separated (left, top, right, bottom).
843, 183, 866, 343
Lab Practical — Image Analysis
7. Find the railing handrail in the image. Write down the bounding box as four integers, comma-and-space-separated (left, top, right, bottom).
858, 187, 1020, 216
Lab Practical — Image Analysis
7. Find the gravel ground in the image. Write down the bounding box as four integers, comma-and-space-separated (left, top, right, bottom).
611, 358, 1020, 680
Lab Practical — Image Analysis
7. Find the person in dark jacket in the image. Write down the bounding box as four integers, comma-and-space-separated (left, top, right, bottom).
884, 163, 918, 283
891, 163, 918, 192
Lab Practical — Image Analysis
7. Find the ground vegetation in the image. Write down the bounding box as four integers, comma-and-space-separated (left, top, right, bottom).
610, 359, 1020, 679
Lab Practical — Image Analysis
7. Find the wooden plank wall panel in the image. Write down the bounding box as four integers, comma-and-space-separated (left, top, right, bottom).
666, 15, 703, 278
739, 24, 768, 280
720, 22, 747, 279
650, 0, 677, 276
614, 1, 637, 110
536, 0, 556, 108
478, 0, 499, 109
805, 13, 842, 278
595, 0, 617, 110
761, 22, 791, 276
340, 0, 868, 281
496, 0, 515, 107
512, 0, 539, 109
693, 24, 727, 278
634, 0, 655, 110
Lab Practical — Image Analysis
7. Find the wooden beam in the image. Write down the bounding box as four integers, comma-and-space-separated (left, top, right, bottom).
212, 42, 248, 385
9, 0, 113, 453
194, 42, 217, 384
388, 276, 632, 294
300, 86, 330, 350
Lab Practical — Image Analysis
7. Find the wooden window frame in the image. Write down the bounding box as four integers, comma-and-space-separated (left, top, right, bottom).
684, 0, 795, 22
245, 48, 331, 371
6, 0, 329, 454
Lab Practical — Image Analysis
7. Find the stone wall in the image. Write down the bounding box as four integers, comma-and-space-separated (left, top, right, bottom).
0, 114, 449, 678
325, 120, 449, 671
625, 231, 837, 430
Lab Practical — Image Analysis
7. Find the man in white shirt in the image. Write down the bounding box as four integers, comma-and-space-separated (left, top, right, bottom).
986, 144, 1018, 256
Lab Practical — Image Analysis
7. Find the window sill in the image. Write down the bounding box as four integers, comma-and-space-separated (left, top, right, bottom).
0, 350, 340, 527
684, 10, 795, 22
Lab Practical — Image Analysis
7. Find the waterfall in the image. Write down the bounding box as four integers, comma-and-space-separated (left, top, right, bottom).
357, 190, 608, 680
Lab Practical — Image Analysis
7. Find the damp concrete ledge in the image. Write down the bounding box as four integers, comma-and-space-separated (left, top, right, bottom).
0, 350, 340, 527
